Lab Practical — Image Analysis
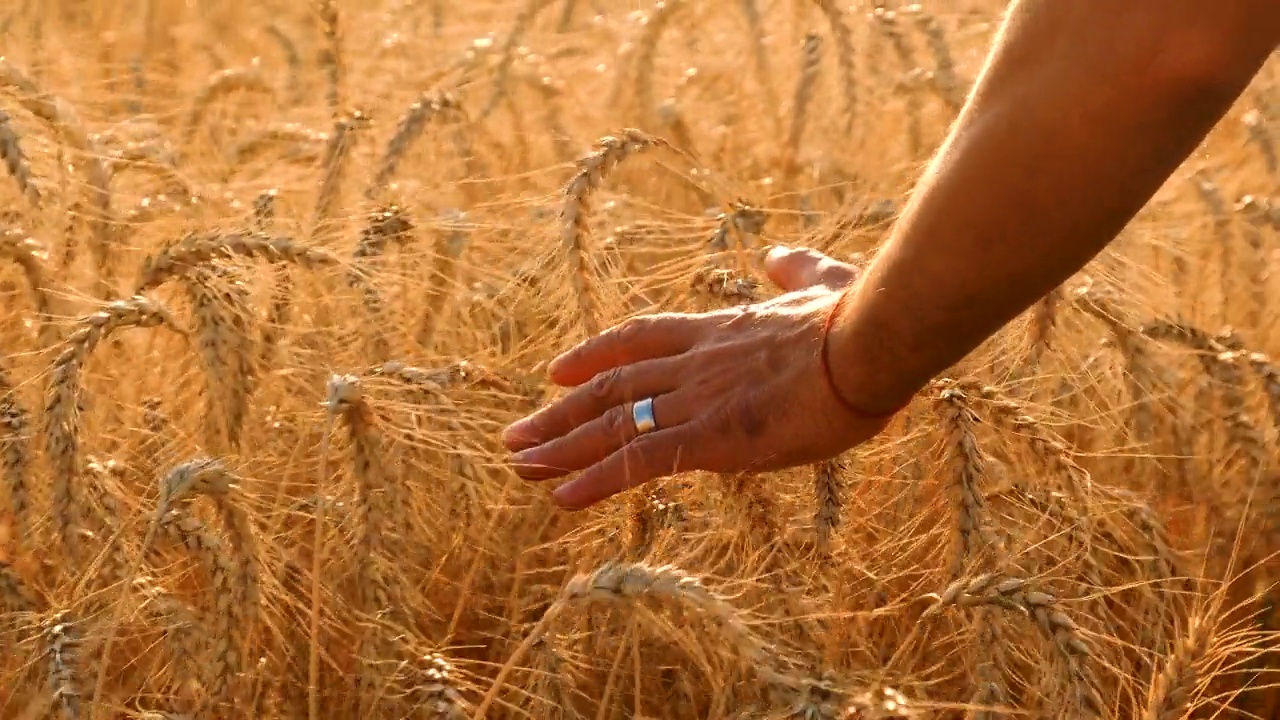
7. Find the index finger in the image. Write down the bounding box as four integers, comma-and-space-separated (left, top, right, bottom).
548, 312, 712, 386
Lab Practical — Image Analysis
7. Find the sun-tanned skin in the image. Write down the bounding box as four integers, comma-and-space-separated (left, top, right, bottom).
502, 0, 1280, 510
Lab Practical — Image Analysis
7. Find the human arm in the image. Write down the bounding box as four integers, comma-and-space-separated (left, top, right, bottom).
501, 0, 1280, 510
826, 0, 1280, 416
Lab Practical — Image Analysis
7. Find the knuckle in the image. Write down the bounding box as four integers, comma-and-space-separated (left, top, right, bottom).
613, 315, 654, 346
586, 367, 623, 403
601, 404, 631, 439
717, 305, 757, 330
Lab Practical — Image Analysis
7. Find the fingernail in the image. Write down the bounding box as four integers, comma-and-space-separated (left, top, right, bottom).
546, 355, 571, 383
501, 420, 537, 449
508, 451, 547, 482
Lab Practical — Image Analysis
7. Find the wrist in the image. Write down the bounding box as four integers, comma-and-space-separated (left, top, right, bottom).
820, 284, 920, 419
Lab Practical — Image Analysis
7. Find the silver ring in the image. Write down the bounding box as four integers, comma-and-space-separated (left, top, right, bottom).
631, 397, 658, 435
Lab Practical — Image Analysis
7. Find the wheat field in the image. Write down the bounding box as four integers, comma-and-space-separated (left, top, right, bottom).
0, 1, 1278, 718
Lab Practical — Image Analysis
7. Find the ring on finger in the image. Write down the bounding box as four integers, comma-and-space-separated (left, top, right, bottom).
631, 396, 658, 435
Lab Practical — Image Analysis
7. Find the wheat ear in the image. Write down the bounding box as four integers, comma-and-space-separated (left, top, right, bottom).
135, 232, 338, 293
905, 5, 967, 111
737, 0, 782, 137
324, 375, 399, 609
924, 574, 1103, 717
689, 266, 762, 306
511, 64, 575, 161
312, 110, 370, 246
784, 33, 823, 184
349, 206, 414, 361
937, 386, 992, 578
1233, 194, 1271, 330
631, 0, 684, 122
159, 458, 260, 643
325, 374, 404, 712
1072, 288, 1164, 444
184, 268, 257, 452
706, 200, 768, 255
410, 652, 469, 719
1142, 322, 1269, 480
135, 579, 205, 708
182, 65, 276, 144
0, 228, 57, 348
813, 456, 845, 557
45, 611, 83, 720
934, 378, 1106, 587
228, 122, 329, 165
812, 0, 858, 132
366, 91, 463, 199
265, 22, 303, 105
561, 129, 671, 335
154, 509, 243, 717
0, 58, 113, 296
0, 109, 40, 206
1189, 170, 1235, 323
873, 8, 924, 156
473, 561, 797, 719
480, 0, 556, 121
416, 211, 470, 348
44, 296, 185, 563
317, 0, 343, 119
0, 364, 30, 547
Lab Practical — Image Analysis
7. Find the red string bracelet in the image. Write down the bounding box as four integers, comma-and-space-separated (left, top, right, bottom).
818, 287, 911, 422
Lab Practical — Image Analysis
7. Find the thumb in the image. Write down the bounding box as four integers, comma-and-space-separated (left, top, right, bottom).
764, 246, 860, 293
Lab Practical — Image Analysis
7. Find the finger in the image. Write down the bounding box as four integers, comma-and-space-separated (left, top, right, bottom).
764, 246, 859, 293
509, 390, 690, 481
502, 356, 684, 451
551, 422, 711, 510
547, 313, 712, 387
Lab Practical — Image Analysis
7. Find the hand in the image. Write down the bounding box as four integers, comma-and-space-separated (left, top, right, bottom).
502, 246, 896, 510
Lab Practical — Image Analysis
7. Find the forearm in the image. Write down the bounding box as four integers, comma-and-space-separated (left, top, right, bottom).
828, 0, 1279, 415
